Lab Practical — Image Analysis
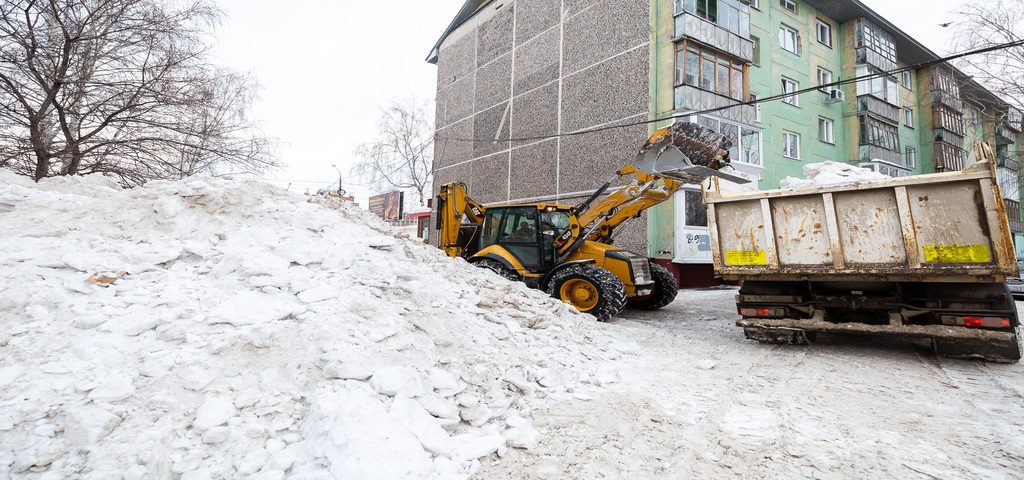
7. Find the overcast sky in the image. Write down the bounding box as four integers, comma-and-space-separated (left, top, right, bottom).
210, 0, 965, 203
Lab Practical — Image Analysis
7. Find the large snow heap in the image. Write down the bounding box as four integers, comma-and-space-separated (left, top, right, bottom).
0, 173, 632, 479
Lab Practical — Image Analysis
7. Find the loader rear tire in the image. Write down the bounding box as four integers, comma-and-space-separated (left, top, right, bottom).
473, 259, 520, 282
547, 264, 627, 322
627, 263, 678, 310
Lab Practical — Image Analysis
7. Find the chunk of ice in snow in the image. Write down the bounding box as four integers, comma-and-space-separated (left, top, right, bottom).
64, 406, 122, 446
369, 366, 424, 397
450, 433, 505, 462
389, 396, 454, 456
296, 285, 338, 304
193, 397, 236, 430
209, 291, 300, 326
0, 366, 24, 388
88, 373, 136, 402
503, 415, 540, 449
695, 359, 717, 370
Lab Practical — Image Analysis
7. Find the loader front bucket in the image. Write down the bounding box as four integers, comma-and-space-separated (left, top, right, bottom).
634, 122, 751, 184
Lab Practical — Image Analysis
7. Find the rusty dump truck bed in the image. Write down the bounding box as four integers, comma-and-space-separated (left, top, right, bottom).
703, 161, 1019, 283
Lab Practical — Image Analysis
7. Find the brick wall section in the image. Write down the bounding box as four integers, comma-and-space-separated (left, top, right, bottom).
432, 0, 652, 254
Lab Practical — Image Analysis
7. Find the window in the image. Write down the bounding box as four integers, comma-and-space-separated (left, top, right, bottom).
856, 65, 900, 106
780, 25, 800, 54
901, 70, 913, 90
750, 93, 762, 122
682, 116, 762, 165
859, 116, 900, 151
935, 106, 965, 136
903, 107, 914, 127
676, 0, 751, 38
780, 0, 797, 13
819, 117, 835, 144
684, 190, 708, 227
816, 19, 832, 47
783, 131, 800, 159
932, 68, 960, 98
905, 146, 917, 168
749, 0, 759, 8
816, 67, 833, 92
751, 35, 760, 65
855, 19, 896, 63
781, 77, 799, 106
675, 41, 747, 100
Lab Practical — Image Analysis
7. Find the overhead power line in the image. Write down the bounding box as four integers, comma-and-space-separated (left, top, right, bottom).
435, 39, 1024, 144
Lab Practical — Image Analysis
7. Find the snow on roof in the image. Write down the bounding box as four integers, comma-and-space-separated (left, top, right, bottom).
0, 172, 625, 477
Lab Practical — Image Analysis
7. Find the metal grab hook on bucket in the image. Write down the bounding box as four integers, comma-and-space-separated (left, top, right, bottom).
633, 122, 751, 185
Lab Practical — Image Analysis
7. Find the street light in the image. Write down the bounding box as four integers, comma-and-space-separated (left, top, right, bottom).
330, 164, 347, 197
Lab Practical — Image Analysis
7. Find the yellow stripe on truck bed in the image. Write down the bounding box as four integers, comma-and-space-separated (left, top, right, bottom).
922, 244, 992, 264
725, 250, 768, 266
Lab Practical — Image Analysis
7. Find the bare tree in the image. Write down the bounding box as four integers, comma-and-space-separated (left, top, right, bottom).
0, 0, 277, 186
351, 97, 433, 206
951, 0, 1024, 113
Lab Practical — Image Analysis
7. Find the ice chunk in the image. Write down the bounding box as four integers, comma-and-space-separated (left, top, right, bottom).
389, 395, 454, 456
369, 366, 424, 397
208, 291, 300, 326
193, 397, 236, 430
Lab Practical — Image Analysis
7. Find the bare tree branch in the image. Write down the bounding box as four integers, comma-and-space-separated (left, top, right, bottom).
351, 97, 434, 206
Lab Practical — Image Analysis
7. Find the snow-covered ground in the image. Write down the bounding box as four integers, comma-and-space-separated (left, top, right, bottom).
0, 173, 635, 479
482, 288, 1024, 479
3, 173, 1022, 479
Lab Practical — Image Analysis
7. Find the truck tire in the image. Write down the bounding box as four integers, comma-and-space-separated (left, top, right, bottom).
627, 263, 679, 310
547, 264, 627, 322
473, 258, 520, 282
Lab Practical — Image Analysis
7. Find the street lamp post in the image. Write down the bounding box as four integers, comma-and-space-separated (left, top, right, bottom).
330, 164, 347, 197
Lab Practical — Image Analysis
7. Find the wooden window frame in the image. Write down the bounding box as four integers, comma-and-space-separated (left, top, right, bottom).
674, 39, 749, 101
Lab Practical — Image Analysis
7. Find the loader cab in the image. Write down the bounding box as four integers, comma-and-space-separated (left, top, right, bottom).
478, 206, 571, 272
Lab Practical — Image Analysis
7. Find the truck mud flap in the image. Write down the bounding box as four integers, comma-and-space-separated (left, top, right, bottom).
738, 318, 1021, 363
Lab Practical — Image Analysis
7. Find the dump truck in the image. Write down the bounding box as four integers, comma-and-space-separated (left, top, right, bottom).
689, 145, 1022, 362
434, 123, 749, 321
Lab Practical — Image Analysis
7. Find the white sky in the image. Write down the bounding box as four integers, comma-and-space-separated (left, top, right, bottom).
209, 0, 964, 205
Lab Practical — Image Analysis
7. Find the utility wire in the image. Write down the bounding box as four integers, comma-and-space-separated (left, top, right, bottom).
435, 39, 1024, 144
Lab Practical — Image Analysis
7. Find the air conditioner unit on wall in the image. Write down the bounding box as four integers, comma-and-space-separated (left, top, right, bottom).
827, 89, 846, 103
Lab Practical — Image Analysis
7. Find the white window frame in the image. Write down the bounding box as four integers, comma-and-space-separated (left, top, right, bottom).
750, 0, 760, 9
780, 0, 797, 14
903, 107, 914, 128
781, 77, 799, 106
783, 131, 801, 159
906, 146, 917, 168
901, 70, 913, 90
780, 25, 800, 54
819, 117, 835, 144
816, 67, 833, 92
750, 92, 762, 122
816, 19, 832, 47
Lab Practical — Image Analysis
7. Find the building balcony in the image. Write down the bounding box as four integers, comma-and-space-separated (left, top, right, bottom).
859, 160, 911, 178
857, 95, 900, 124
674, 84, 756, 125
1005, 199, 1022, 233
933, 128, 965, 148
934, 142, 966, 172
930, 90, 963, 113
859, 145, 901, 165
673, 10, 754, 63
855, 48, 897, 73
999, 156, 1020, 171
996, 123, 1017, 144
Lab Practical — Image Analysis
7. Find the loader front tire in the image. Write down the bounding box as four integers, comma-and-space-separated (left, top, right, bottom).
547, 264, 627, 322
627, 263, 678, 310
474, 259, 521, 282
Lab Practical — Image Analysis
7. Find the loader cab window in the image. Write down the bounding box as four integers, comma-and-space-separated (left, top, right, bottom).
497, 207, 542, 269
480, 209, 503, 248
540, 211, 570, 237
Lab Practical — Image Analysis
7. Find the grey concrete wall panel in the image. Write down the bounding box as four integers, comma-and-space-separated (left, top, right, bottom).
470, 152, 511, 204
477, 6, 514, 67
674, 14, 754, 63
510, 139, 558, 200
563, 0, 600, 22
558, 119, 647, 193
473, 101, 512, 158
434, 92, 447, 129
511, 82, 558, 141
434, 119, 474, 169
674, 85, 756, 124
561, 47, 648, 133
437, 35, 476, 89
446, 73, 476, 125
562, 0, 648, 75
516, 0, 560, 44
513, 27, 560, 95
474, 53, 512, 112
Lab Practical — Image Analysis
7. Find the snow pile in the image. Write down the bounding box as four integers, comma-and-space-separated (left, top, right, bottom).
0, 172, 631, 479
779, 161, 888, 189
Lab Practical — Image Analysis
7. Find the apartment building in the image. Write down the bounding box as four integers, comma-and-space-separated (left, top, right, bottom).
428, 0, 1024, 285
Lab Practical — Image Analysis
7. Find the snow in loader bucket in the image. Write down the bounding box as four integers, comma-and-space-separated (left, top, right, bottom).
633, 122, 751, 185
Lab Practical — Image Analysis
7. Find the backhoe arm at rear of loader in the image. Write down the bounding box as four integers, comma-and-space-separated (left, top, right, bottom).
435, 182, 486, 258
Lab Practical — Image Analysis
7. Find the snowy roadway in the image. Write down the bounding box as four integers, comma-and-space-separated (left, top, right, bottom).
482, 287, 1024, 479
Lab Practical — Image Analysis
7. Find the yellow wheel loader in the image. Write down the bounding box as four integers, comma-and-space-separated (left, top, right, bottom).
434, 123, 749, 321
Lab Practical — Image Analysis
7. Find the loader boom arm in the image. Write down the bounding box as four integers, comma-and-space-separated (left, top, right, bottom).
436, 182, 486, 257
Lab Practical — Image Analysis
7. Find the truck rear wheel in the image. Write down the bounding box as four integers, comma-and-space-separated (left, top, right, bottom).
627, 263, 678, 310
547, 264, 627, 322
